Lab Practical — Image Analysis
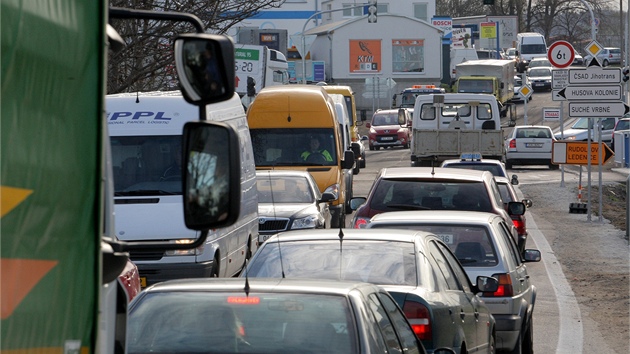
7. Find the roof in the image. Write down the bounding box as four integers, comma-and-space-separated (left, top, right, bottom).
142, 277, 375, 296
256, 170, 313, 178
379, 167, 492, 182
369, 210, 501, 225
263, 227, 436, 244
304, 14, 442, 36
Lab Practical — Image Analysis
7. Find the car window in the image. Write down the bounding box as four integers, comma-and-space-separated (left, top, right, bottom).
515, 128, 551, 138
367, 293, 404, 354
601, 118, 616, 130
497, 182, 514, 203
498, 221, 523, 265
246, 240, 418, 286
375, 292, 423, 354
489, 179, 504, 206
442, 163, 505, 177
370, 179, 492, 212
429, 242, 464, 291
127, 291, 356, 354
435, 241, 475, 293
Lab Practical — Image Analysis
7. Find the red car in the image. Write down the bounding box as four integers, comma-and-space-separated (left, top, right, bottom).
367, 109, 411, 150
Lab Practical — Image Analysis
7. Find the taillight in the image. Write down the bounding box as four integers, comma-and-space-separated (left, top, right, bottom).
353, 217, 369, 229
484, 273, 514, 297
403, 301, 432, 341
508, 139, 516, 149
512, 218, 526, 235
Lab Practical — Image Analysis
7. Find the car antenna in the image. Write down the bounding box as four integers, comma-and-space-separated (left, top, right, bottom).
266, 171, 286, 278
243, 258, 250, 296
337, 227, 344, 279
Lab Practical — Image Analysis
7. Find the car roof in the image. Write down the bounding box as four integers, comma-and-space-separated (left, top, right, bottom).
441, 158, 504, 165
264, 227, 437, 244
141, 277, 377, 296
369, 210, 501, 225
514, 125, 551, 129
380, 167, 491, 182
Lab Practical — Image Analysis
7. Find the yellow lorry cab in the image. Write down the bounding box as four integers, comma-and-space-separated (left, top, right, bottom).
247, 85, 355, 228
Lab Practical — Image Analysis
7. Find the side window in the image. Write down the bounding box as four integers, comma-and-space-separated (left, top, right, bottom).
602, 118, 616, 130
375, 293, 422, 354
498, 221, 522, 266
477, 103, 492, 120
367, 293, 403, 354
436, 241, 473, 292
429, 242, 461, 291
420, 104, 435, 120
489, 179, 504, 205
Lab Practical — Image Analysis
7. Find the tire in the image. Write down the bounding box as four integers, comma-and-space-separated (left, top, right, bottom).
505, 160, 513, 169
603, 59, 609, 67
489, 332, 496, 354
369, 145, 375, 151
521, 317, 534, 354
353, 162, 360, 175
210, 255, 220, 278
549, 163, 559, 170
375, 146, 380, 150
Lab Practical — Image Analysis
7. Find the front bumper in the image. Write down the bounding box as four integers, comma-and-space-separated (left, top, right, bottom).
136, 260, 215, 287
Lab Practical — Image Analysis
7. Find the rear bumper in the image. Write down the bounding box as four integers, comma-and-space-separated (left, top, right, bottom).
493, 313, 523, 350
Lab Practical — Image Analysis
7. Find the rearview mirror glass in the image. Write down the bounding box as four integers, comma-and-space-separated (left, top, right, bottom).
174, 34, 235, 105
182, 121, 240, 230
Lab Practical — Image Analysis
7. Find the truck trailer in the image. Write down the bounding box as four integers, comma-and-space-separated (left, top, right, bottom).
454, 59, 515, 118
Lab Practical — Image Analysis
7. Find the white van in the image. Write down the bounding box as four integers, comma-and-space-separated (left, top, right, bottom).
450, 48, 478, 83
329, 93, 355, 210
516, 32, 547, 72
106, 91, 258, 287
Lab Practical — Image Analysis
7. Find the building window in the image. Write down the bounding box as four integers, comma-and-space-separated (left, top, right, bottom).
392, 39, 424, 73
413, 3, 428, 22
343, 3, 363, 17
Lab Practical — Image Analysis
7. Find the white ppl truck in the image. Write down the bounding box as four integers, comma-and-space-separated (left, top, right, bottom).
409, 93, 505, 166
106, 91, 259, 287
234, 44, 289, 108
453, 59, 515, 118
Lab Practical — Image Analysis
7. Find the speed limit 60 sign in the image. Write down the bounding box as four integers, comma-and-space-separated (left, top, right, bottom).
547, 40, 575, 68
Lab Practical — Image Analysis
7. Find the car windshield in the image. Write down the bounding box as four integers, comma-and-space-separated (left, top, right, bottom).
370, 179, 492, 212
246, 239, 418, 286
257, 176, 314, 203
369, 224, 498, 266
372, 113, 398, 126
516, 128, 552, 138
529, 60, 550, 68
529, 68, 551, 77
250, 128, 337, 166
571, 118, 591, 129
110, 135, 183, 195
127, 291, 357, 353
616, 120, 629, 131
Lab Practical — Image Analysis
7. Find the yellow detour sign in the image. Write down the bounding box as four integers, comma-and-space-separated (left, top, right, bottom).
552, 141, 614, 165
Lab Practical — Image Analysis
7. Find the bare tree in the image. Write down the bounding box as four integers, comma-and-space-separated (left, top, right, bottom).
108, 0, 282, 94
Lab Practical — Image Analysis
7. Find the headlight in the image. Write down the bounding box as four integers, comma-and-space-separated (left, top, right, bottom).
566, 136, 577, 140
165, 238, 203, 256
369, 127, 376, 134
291, 215, 318, 230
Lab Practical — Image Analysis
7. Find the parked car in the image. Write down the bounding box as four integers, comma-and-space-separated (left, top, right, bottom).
611, 116, 630, 152
349, 167, 526, 249
512, 74, 531, 102
367, 210, 542, 354
244, 228, 498, 354
553, 117, 619, 146
505, 125, 557, 169
127, 277, 456, 354
441, 152, 509, 177
527, 67, 553, 91
584, 47, 622, 66
256, 170, 336, 243
505, 47, 517, 61
366, 109, 412, 150
476, 49, 505, 60
572, 52, 584, 66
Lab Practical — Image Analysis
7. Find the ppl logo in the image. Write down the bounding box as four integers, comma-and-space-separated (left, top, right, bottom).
107, 111, 174, 124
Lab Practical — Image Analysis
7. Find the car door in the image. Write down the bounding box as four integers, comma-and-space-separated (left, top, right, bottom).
428, 241, 478, 352
498, 221, 531, 300
435, 241, 492, 353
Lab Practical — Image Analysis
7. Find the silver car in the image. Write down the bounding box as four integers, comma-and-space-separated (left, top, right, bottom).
367, 210, 542, 354
584, 47, 622, 66
244, 228, 499, 354
505, 125, 557, 169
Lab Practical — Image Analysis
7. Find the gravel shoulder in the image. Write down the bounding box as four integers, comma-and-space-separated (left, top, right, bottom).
517, 164, 629, 353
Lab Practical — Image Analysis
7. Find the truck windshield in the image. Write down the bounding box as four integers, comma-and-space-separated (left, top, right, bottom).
521, 44, 547, 54
250, 128, 337, 166
110, 135, 182, 195
458, 80, 493, 94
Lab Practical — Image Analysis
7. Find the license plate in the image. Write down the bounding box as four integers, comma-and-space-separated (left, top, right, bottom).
525, 143, 543, 148
534, 83, 544, 86
436, 233, 453, 244
259, 234, 273, 243
381, 137, 394, 141
140, 277, 147, 288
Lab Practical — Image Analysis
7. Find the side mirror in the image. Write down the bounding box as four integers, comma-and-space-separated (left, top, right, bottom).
342, 150, 355, 170
320, 191, 337, 203
475, 275, 499, 293
510, 174, 519, 185
182, 121, 240, 230
523, 249, 541, 262
522, 198, 533, 208
397, 108, 406, 125
351, 142, 361, 157
174, 34, 235, 105
507, 201, 526, 216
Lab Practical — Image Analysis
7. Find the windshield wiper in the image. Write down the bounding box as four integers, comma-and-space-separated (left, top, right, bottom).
386, 204, 429, 210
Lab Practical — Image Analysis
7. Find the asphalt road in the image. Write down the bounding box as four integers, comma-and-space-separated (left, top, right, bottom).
349, 89, 629, 353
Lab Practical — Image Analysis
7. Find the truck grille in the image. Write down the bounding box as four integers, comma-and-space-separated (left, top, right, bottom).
130, 250, 164, 261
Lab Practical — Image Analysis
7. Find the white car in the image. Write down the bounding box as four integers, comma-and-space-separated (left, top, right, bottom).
527, 66, 553, 91
512, 74, 531, 102
505, 125, 557, 169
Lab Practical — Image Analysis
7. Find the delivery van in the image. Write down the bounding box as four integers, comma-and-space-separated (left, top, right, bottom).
516, 32, 547, 72
107, 91, 258, 287
247, 85, 355, 228
321, 85, 366, 173
329, 93, 355, 211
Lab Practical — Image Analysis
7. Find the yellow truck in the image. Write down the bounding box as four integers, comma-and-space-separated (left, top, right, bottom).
321, 85, 366, 174
454, 59, 515, 118
247, 85, 355, 227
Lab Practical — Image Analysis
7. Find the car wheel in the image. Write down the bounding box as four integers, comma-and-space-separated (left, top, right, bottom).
369, 145, 374, 151
403, 143, 409, 149
603, 59, 609, 67
505, 160, 513, 169
521, 317, 534, 354
353, 162, 360, 175
210, 255, 220, 278
375, 146, 380, 150
489, 332, 496, 354
549, 162, 559, 170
